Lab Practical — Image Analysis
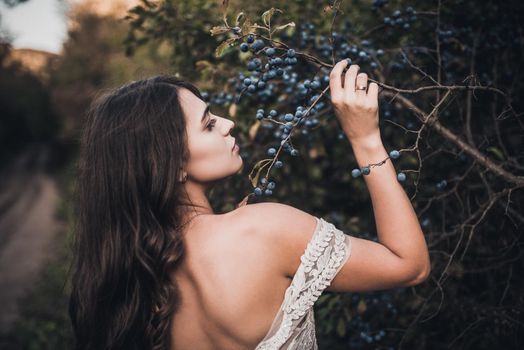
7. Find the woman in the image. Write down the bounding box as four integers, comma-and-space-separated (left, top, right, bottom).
69, 59, 431, 350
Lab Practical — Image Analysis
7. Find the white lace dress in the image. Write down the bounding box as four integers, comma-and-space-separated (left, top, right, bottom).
254, 216, 353, 350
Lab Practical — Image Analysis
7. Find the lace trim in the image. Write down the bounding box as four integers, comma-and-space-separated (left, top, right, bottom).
255, 217, 351, 349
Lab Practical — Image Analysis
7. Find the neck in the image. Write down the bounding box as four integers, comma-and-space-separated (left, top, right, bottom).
178, 178, 215, 225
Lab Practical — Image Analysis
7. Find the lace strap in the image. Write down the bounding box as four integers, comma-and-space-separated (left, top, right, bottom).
284, 217, 352, 317
255, 217, 352, 349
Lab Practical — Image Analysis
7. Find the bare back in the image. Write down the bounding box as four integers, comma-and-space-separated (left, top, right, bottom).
170, 208, 291, 350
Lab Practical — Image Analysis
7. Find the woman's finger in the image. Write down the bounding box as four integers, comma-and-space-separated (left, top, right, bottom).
354, 72, 368, 96
343, 64, 360, 98
329, 59, 349, 102
368, 82, 379, 101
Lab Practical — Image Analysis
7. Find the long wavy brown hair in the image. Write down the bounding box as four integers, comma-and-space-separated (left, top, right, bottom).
69, 76, 204, 350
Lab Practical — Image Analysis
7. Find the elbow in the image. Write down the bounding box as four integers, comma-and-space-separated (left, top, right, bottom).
407, 264, 431, 286
416, 265, 431, 283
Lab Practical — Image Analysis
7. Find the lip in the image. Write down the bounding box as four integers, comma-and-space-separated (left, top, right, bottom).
232, 143, 239, 152
231, 139, 237, 151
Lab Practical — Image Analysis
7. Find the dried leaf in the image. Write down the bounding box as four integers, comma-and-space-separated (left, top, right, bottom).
248, 159, 272, 187
228, 103, 237, 118
273, 21, 295, 32
261, 8, 282, 27
248, 120, 261, 141
236, 194, 251, 208
222, 0, 229, 26
241, 18, 254, 33
235, 11, 245, 26
210, 26, 229, 36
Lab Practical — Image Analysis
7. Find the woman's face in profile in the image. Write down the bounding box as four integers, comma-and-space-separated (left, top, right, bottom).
178, 88, 243, 183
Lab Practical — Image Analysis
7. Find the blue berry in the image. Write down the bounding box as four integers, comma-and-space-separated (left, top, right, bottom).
247, 84, 256, 92
265, 47, 276, 56
254, 187, 263, 196
251, 39, 264, 50
240, 43, 249, 52
246, 34, 255, 44
264, 189, 273, 196
243, 78, 252, 86
260, 177, 267, 185
267, 148, 277, 156
269, 109, 278, 117
351, 168, 362, 178
275, 160, 283, 168
287, 49, 296, 57
290, 149, 299, 156
284, 113, 294, 122
361, 167, 370, 175
397, 172, 406, 182
267, 181, 276, 189
389, 150, 400, 159
436, 180, 447, 190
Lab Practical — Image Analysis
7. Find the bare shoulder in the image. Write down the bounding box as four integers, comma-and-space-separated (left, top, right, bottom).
231, 202, 318, 279
231, 202, 429, 293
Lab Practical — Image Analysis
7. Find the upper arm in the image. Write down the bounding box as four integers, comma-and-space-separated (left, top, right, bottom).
237, 202, 429, 293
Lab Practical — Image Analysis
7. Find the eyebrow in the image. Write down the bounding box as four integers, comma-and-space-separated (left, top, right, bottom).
201, 105, 210, 125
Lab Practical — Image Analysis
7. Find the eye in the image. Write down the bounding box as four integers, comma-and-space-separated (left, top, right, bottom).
206, 118, 217, 131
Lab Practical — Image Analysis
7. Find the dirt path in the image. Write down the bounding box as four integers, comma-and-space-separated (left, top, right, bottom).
0, 148, 64, 334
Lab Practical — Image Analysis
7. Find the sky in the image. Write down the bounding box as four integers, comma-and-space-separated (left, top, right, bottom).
0, 0, 69, 53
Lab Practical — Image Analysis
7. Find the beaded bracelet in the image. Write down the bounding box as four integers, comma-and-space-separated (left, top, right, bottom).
351, 149, 407, 182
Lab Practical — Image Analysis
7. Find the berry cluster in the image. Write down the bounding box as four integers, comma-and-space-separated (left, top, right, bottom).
207, 9, 439, 198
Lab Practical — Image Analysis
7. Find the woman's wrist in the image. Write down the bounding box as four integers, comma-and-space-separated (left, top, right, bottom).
350, 136, 388, 168
349, 133, 384, 153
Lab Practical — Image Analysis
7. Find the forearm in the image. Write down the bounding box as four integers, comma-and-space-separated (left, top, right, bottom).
351, 139, 431, 276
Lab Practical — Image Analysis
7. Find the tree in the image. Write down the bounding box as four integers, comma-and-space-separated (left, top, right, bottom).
125, 1, 524, 349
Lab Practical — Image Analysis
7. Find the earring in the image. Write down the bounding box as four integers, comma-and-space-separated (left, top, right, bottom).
179, 171, 187, 183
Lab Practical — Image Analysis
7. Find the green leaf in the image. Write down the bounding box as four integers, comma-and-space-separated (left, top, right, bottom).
261, 8, 282, 27
336, 317, 346, 337
215, 38, 236, 57
215, 41, 230, 57
487, 146, 505, 161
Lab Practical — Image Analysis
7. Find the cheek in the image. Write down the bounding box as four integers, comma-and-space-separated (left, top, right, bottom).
186, 136, 231, 180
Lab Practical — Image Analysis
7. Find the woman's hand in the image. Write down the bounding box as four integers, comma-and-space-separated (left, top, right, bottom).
329, 59, 381, 146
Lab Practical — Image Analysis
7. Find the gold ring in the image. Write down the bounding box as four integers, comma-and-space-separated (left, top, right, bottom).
356, 85, 367, 90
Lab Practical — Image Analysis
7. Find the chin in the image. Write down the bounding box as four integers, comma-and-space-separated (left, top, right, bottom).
234, 157, 244, 172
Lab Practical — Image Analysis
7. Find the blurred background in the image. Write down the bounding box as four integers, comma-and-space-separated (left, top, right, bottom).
0, 0, 522, 349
